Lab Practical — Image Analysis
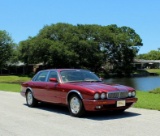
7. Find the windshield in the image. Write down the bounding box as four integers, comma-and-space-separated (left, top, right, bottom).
60, 70, 101, 83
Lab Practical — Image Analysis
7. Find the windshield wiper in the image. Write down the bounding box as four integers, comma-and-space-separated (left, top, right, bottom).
64, 80, 102, 83
84, 80, 102, 82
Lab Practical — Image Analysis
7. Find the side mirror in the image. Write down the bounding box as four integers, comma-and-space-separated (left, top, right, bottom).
49, 78, 58, 82
99, 77, 103, 81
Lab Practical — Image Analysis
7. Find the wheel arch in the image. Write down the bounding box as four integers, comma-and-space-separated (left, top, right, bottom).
67, 90, 83, 104
25, 87, 34, 96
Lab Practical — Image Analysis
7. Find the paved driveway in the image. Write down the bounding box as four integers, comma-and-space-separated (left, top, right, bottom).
0, 91, 160, 136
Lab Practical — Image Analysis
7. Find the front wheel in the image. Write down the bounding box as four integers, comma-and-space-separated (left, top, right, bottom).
68, 94, 85, 117
26, 91, 37, 107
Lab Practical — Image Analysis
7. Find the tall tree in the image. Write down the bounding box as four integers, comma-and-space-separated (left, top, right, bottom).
18, 37, 35, 65
100, 25, 143, 76
18, 23, 143, 76
0, 30, 15, 68
136, 50, 160, 60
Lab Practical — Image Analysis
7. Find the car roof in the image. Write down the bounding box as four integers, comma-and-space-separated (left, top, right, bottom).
38, 69, 89, 72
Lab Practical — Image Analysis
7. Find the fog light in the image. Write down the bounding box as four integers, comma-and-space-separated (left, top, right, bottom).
95, 106, 102, 109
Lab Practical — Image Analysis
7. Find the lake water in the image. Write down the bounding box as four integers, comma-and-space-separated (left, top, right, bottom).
104, 76, 160, 91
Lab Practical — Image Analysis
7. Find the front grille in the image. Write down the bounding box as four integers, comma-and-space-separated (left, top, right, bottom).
107, 91, 128, 99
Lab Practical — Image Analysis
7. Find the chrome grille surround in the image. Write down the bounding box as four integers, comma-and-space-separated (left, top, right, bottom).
107, 91, 128, 99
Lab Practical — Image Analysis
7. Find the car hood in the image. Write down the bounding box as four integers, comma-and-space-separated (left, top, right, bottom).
68, 82, 134, 92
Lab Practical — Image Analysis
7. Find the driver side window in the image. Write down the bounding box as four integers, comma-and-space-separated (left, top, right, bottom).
47, 71, 58, 82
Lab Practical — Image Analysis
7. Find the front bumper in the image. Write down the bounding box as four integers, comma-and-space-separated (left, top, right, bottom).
20, 90, 26, 97
83, 97, 138, 111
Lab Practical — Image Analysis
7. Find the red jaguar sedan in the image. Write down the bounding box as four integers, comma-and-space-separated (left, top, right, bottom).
21, 69, 137, 117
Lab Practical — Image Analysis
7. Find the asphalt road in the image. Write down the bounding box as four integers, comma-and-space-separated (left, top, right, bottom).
0, 91, 160, 136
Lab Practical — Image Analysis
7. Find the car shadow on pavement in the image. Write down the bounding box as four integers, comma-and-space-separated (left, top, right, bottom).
84, 110, 141, 121
23, 103, 141, 120
24, 103, 70, 116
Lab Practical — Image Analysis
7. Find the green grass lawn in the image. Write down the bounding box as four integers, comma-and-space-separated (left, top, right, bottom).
133, 91, 160, 110
0, 83, 21, 92
0, 75, 31, 92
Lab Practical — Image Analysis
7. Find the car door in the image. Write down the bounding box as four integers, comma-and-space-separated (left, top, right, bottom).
45, 71, 61, 103
32, 71, 49, 101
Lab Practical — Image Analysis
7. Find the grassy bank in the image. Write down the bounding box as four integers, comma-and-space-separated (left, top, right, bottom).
0, 75, 30, 83
146, 69, 160, 75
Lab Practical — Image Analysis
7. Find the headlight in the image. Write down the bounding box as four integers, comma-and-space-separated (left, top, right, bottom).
131, 91, 136, 97
94, 93, 100, 100
101, 93, 106, 99
128, 92, 132, 97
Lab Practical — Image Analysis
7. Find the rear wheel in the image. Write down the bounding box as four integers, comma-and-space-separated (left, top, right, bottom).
68, 94, 85, 117
26, 91, 37, 107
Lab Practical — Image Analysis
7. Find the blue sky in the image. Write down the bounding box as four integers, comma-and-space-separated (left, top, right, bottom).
1, 0, 160, 54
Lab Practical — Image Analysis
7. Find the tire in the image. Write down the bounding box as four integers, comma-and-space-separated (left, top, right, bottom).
68, 94, 85, 117
26, 91, 37, 107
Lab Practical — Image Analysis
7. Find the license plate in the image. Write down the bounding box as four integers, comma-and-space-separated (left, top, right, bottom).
117, 100, 126, 107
